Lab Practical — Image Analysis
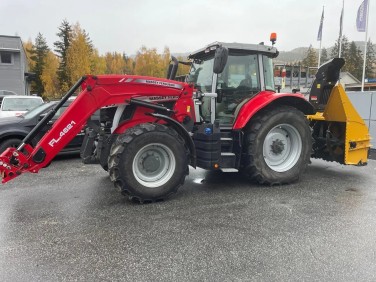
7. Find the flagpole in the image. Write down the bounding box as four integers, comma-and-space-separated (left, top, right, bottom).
318, 6, 324, 68
318, 39, 322, 68
361, 0, 370, 92
339, 0, 344, 58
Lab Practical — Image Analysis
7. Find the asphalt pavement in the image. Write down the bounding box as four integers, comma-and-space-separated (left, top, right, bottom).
0, 156, 376, 281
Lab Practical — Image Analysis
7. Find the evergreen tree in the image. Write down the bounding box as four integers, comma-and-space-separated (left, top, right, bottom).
346, 41, 363, 80
302, 45, 318, 67
330, 36, 349, 59
54, 20, 72, 93
30, 33, 50, 95
365, 40, 376, 78
320, 48, 328, 64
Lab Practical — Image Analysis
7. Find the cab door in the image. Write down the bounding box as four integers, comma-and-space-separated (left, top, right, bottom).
215, 54, 261, 125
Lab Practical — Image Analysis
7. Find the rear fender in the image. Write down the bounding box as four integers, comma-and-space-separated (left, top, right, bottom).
113, 116, 161, 134
233, 91, 315, 130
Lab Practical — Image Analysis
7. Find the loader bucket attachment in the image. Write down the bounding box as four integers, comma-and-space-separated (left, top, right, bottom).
308, 84, 371, 165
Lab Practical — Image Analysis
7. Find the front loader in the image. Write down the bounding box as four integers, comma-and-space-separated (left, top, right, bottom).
0, 38, 371, 203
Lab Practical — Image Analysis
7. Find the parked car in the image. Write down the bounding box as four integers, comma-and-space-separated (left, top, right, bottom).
0, 90, 17, 108
0, 95, 44, 118
0, 100, 99, 154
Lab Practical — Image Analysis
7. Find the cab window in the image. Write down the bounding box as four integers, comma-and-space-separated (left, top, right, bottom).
263, 56, 275, 91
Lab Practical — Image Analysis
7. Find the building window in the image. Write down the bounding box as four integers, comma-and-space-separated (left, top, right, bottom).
0, 52, 12, 64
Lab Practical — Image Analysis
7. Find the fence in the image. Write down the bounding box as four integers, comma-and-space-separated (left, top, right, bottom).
347, 91, 376, 149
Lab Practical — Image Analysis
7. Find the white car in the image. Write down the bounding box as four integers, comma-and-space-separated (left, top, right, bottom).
0, 95, 44, 118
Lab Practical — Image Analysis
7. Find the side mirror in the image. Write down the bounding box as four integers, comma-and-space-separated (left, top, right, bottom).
38, 113, 47, 121
166, 56, 179, 80
213, 47, 228, 74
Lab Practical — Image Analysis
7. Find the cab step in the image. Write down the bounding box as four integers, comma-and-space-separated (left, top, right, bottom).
220, 152, 236, 168
220, 168, 239, 172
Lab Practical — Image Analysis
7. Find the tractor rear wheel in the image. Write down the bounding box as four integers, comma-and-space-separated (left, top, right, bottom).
242, 106, 311, 184
108, 123, 188, 203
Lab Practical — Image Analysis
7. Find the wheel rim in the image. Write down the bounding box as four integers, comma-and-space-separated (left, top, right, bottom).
132, 143, 176, 188
263, 124, 302, 172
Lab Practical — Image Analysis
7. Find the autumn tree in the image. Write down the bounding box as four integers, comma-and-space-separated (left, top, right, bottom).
176, 56, 191, 78
66, 23, 93, 90
54, 20, 73, 93
41, 51, 60, 99
123, 53, 135, 74
134, 46, 165, 77
91, 48, 106, 75
162, 47, 171, 78
23, 39, 35, 71
105, 52, 126, 74
30, 33, 50, 95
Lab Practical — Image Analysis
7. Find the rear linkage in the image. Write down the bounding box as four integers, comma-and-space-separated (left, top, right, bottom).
0, 77, 87, 183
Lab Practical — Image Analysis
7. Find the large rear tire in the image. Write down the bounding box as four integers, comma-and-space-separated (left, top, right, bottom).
108, 123, 188, 203
242, 106, 311, 184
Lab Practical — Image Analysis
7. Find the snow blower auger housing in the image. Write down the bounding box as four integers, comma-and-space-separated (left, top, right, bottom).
0, 39, 370, 202
308, 58, 371, 165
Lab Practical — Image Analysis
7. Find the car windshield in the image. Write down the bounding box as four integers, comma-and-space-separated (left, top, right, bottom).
2, 97, 43, 111
22, 102, 55, 119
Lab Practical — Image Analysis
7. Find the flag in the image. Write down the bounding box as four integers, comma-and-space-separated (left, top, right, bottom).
339, 6, 344, 38
356, 0, 368, 32
317, 8, 324, 41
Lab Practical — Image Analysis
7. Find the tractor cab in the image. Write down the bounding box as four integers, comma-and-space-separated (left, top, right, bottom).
187, 42, 278, 125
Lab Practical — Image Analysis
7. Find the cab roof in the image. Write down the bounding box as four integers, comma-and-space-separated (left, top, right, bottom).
188, 42, 279, 59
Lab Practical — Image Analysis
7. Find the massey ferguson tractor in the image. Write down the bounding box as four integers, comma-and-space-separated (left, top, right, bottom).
0, 36, 371, 203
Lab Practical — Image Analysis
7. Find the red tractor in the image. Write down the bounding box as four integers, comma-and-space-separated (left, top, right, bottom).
0, 38, 370, 202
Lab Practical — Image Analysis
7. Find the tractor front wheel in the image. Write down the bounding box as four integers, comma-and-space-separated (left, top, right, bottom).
242, 106, 311, 184
108, 123, 188, 203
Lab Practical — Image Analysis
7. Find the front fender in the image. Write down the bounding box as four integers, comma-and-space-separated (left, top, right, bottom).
233, 91, 315, 129
0, 130, 29, 142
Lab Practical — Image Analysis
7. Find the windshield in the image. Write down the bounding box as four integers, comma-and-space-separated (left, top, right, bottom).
2, 97, 43, 111
187, 54, 261, 93
23, 102, 54, 119
187, 57, 214, 92
220, 54, 260, 91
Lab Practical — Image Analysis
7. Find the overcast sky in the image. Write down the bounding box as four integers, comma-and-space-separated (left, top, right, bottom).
0, 0, 375, 55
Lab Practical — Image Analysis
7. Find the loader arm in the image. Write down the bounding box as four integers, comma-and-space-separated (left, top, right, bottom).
0, 75, 190, 183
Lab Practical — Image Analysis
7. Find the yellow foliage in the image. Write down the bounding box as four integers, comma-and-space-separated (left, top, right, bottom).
91, 49, 106, 75
66, 23, 92, 85
134, 46, 166, 77
41, 51, 59, 99
23, 40, 35, 71
105, 52, 126, 74
176, 56, 190, 78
